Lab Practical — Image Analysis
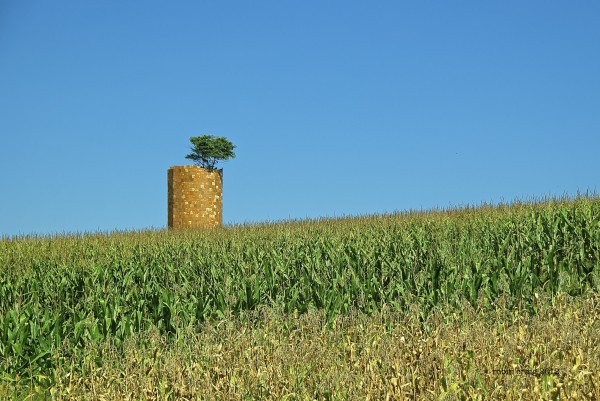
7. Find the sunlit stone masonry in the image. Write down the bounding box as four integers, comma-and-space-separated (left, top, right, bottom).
168, 165, 222, 229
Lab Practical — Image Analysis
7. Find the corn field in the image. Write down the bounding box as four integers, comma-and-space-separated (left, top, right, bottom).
1, 195, 599, 398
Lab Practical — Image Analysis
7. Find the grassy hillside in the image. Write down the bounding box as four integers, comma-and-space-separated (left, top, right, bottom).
1, 195, 599, 399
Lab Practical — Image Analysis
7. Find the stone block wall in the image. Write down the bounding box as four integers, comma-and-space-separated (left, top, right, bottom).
168, 165, 223, 229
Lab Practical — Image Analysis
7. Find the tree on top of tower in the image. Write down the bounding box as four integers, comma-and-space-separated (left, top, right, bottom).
185, 135, 236, 171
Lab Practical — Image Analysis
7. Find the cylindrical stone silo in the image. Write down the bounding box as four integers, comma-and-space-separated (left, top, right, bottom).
168, 165, 223, 229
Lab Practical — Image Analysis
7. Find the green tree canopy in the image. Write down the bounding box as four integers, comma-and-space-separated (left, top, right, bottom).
185, 135, 236, 171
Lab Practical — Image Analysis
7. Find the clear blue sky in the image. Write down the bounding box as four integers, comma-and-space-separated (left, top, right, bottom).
1, 1, 598, 237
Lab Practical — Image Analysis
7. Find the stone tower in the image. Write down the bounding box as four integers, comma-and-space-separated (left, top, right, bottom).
168, 165, 222, 229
